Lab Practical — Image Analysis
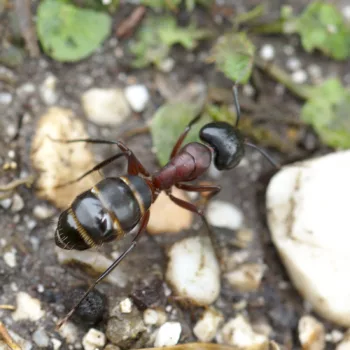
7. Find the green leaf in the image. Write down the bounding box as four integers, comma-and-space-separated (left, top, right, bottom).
150, 103, 211, 166
211, 32, 255, 84
296, 1, 350, 60
37, 0, 112, 62
130, 15, 210, 69
301, 79, 350, 148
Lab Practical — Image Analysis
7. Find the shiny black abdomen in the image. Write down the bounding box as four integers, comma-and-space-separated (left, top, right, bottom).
55, 175, 152, 250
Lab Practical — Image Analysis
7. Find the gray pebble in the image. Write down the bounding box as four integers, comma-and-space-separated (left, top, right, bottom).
32, 328, 50, 348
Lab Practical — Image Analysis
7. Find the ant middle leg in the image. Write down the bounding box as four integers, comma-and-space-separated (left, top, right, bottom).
167, 193, 222, 263
49, 136, 150, 177
175, 183, 221, 207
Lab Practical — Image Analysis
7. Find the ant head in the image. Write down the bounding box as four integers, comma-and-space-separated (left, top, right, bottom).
199, 122, 245, 170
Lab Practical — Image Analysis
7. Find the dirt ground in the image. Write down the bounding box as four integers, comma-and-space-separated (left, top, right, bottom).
0, 1, 350, 349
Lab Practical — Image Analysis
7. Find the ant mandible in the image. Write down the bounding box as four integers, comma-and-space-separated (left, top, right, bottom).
54, 84, 279, 328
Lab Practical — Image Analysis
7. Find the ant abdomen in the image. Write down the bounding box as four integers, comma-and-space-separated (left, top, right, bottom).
55, 176, 153, 250
200, 122, 245, 170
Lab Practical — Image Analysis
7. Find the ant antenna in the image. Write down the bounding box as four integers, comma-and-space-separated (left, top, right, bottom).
244, 141, 280, 169
232, 84, 241, 127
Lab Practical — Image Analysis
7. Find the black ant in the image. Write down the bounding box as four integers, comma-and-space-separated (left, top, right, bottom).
54, 84, 279, 328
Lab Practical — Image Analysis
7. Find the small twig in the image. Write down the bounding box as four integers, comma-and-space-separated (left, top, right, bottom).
14, 0, 39, 57
116, 6, 146, 39
0, 304, 15, 310
0, 322, 22, 350
255, 58, 313, 100
0, 175, 35, 192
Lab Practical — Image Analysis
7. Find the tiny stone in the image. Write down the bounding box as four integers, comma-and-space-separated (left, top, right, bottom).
344, 6, 350, 21
119, 298, 133, 313
206, 200, 244, 230
51, 338, 62, 350
154, 322, 182, 347
40, 74, 59, 105
124, 84, 150, 112
8, 150, 15, 158
33, 205, 55, 220
159, 58, 175, 72
193, 308, 224, 342
6, 124, 16, 138
32, 328, 50, 348
326, 329, 343, 343
82, 329, 106, 350
37, 284, 45, 293
286, 57, 301, 71
11, 193, 24, 212
292, 70, 308, 84
0, 92, 13, 105
298, 315, 325, 350
17, 83, 36, 97
143, 309, 167, 326
0, 198, 12, 209
259, 44, 275, 61
242, 84, 255, 97
283, 45, 295, 56
4, 249, 17, 268
58, 322, 79, 344
307, 64, 322, 80
12, 292, 45, 321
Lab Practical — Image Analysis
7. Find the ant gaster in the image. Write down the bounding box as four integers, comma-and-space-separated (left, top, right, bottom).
54, 84, 279, 328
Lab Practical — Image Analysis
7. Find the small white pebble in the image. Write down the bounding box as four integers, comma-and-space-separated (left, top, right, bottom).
11, 193, 24, 212
344, 6, 350, 21
298, 315, 325, 350
242, 84, 255, 97
307, 64, 322, 80
37, 284, 45, 293
144, 309, 167, 326
193, 308, 224, 342
12, 292, 45, 321
292, 70, 308, 84
33, 205, 55, 220
154, 322, 182, 347
119, 298, 133, 313
326, 329, 343, 343
0, 198, 12, 209
8, 150, 15, 159
32, 328, 50, 348
159, 58, 175, 72
259, 44, 275, 61
40, 74, 59, 105
0, 92, 13, 105
4, 249, 17, 268
206, 200, 244, 230
82, 329, 106, 350
124, 84, 150, 113
58, 322, 79, 344
286, 57, 301, 71
51, 338, 62, 350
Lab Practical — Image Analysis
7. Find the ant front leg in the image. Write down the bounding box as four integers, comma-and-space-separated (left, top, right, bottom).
56, 210, 150, 329
170, 114, 202, 158
167, 192, 221, 264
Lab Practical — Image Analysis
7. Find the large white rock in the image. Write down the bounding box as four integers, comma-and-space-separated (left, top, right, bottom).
266, 150, 350, 326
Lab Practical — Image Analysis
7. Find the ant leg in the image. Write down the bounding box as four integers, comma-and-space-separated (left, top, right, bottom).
54, 152, 126, 188
170, 114, 202, 158
56, 210, 150, 329
167, 193, 221, 263
49, 136, 150, 176
175, 183, 221, 207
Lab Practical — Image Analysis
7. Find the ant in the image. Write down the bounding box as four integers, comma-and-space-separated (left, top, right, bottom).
54, 84, 279, 328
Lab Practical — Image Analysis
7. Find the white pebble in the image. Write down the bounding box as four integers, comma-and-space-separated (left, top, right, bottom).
166, 237, 220, 305
17, 83, 36, 97
58, 322, 79, 344
40, 74, 59, 105
259, 44, 275, 61
0, 92, 13, 105
82, 329, 106, 350
286, 57, 301, 71
267, 150, 350, 326
298, 315, 325, 350
344, 6, 350, 21
143, 309, 159, 325
11, 193, 24, 212
33, 205, 55, 220
193, 308, 224, 342
206, 200, 244, 230
0, 198, 12, 209
242, 84, 255, 97
4, 249, 17, 268
225, 263, 266, 292
154, 322, 182, 347
292, 70, 308, 84
326, 329, 343, 343
124, 84, 150, 112
12, 292, 45, 321
81, 88, 131, 126
159, 58, 175, 72
216, 315, 268, 348
32, 328, 50, 348
307, 64, 322, 80
119, 298, 133, 313
51, 338, 62, 350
